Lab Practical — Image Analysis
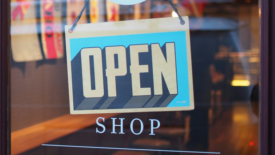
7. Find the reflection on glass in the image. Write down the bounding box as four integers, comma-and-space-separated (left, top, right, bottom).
10, 0, 260, 154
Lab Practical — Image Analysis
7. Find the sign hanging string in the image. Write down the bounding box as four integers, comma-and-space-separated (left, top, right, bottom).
167, 0, 185, 25
69, 0, 185, 33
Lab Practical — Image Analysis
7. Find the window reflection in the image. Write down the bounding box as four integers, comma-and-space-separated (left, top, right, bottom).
11, 0, 260, 154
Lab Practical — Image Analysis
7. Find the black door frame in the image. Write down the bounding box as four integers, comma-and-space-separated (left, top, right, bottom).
0, 0, 272, 154
0, 0, 10, 154
260, 0, 275, 154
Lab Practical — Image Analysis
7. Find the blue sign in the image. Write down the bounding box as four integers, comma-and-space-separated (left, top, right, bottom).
65, 17, 194, 114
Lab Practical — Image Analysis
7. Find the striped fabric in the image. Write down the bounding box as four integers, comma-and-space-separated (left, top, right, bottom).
40, 0, 64, 59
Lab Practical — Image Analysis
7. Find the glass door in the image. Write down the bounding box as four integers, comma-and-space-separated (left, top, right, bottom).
8, 0, 261, 154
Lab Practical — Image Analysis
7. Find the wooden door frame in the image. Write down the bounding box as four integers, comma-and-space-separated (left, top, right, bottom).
0, 0, 272, 154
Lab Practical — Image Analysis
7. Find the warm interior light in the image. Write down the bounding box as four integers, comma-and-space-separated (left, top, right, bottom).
249, 141, 254, 146
172, 11, 177, 17
231, 80, 250, 86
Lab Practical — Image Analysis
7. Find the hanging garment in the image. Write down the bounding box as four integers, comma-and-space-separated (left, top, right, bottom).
40, 0, 64, 59
11, 0, 43, 62
106, 0, 120, 22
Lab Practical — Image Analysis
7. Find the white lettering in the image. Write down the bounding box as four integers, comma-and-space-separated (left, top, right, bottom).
149, 119, 160, 135
111, 118, 125, 134
130, 118, 144, 135
105, 46, 127, 97
82, 43, 178, 98
151, 43, 178, 95
81, 48, 104, 98
96, 117, 106, 134
130, 44, 151, 96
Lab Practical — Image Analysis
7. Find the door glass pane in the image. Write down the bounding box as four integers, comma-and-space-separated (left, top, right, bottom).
10, 0, 260, 154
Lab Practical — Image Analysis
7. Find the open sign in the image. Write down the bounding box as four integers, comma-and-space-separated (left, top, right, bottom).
65, 17, 194, 114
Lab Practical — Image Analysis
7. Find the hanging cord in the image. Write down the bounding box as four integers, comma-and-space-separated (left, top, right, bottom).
167, 0, 185, 25
68, 0, 90, 33
69, 0, 185, 33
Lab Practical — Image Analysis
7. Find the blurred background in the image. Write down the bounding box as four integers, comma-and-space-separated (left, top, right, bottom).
10, 0, 260, 154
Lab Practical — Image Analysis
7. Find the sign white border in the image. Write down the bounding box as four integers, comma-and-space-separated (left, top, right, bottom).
65, 17, 194, 114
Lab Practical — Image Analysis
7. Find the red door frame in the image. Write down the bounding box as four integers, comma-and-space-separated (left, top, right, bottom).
0, 0, 272, 154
